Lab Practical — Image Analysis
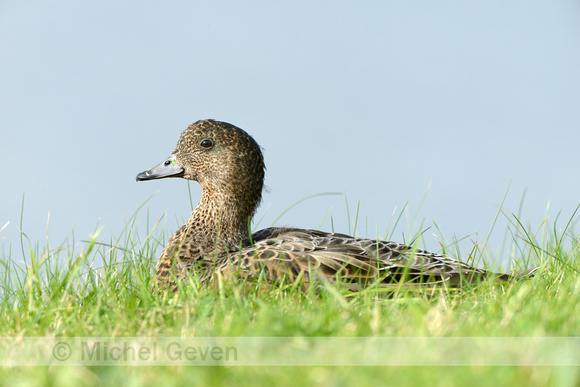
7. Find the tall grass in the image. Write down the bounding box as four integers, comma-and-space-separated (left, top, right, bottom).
0, 196, 578, 386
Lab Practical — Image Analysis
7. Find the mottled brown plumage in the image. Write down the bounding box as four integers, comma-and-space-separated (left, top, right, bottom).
137, 119, 513, 293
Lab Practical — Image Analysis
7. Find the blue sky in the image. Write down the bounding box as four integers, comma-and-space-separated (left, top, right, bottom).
1, 1, 579, 269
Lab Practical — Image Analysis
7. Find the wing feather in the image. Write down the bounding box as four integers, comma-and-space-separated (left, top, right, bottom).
220, 227, 491, 288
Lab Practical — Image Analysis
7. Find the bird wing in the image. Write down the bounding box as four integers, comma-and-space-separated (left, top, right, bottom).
222, 228, 490, 289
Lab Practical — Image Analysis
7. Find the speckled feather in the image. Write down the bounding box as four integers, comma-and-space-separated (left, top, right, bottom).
137, 119, 512, 293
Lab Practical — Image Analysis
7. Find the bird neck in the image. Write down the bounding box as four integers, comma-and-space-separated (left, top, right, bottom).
186, 186, 254, 248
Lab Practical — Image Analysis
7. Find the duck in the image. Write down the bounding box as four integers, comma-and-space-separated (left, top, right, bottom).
136, 119, 515, 293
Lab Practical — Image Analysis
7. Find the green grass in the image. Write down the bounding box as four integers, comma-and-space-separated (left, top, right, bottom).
0, 200, 579, 386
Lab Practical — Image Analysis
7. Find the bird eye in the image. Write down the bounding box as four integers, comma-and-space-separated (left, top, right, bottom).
200, 139, 213, 148
164, 160, 171, 166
